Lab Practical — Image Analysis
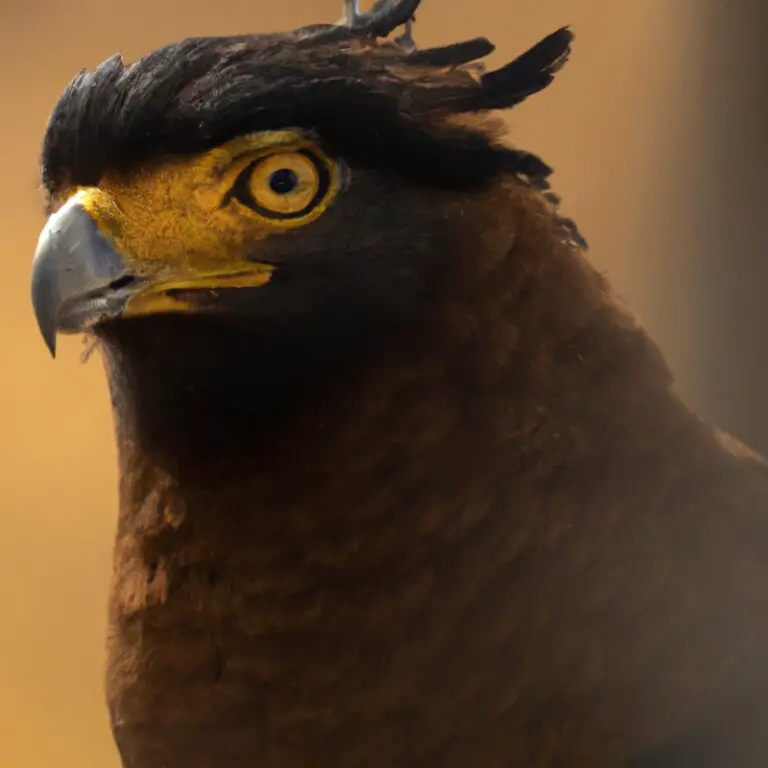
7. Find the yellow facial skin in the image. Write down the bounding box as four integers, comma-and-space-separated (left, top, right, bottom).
58, 130, 344, 318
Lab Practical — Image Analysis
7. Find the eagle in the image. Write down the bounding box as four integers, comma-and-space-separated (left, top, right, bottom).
29, 1, 768, 766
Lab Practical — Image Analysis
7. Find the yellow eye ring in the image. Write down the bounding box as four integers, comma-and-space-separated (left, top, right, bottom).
229, 149, 331, 220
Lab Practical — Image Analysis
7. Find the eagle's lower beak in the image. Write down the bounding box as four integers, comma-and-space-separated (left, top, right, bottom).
31, 196, 135, 357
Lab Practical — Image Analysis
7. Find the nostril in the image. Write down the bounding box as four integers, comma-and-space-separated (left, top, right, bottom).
109, 275, 136, 291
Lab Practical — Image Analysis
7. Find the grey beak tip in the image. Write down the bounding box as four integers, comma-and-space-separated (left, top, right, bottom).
43, 329, 57, 358
30, 255, 59, 358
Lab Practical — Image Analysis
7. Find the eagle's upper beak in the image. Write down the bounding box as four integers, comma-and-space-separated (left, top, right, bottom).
31, 196, 135, 357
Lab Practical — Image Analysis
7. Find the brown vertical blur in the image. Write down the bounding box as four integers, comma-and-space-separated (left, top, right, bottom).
0, 1, 757, 766
685, 0, 768, 452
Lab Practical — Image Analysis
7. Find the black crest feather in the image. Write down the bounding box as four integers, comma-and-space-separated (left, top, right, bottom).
459, 27, 573, 111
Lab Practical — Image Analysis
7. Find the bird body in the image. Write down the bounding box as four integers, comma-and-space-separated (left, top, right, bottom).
29, 2, 768, 765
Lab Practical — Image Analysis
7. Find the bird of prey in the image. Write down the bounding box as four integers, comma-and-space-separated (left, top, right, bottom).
29, 1, 768, 766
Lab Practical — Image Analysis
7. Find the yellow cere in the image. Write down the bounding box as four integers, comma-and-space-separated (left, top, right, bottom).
59, 130, 344, 316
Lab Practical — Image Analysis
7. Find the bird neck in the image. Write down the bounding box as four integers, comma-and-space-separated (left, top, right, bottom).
101, 187, 691, 767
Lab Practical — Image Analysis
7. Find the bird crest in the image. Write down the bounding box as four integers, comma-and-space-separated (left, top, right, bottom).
294, 0, 573, 116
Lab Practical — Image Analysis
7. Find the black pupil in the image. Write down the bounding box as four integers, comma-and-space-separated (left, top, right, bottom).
269, 168, 299, 195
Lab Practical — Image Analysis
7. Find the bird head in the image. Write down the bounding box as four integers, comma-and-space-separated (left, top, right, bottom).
30, 0, 577, 364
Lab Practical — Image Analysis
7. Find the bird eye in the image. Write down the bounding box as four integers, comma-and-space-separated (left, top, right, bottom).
229, 149, 332, 221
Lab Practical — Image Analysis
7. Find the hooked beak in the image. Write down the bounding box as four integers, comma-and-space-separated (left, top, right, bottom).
30, 194, 275, 357
31, 196, 135, 357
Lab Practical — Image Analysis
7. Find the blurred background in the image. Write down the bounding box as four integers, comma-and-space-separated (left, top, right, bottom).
0, 0, 766, 765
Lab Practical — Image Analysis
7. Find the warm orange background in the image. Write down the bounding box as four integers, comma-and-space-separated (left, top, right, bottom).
1, 1, 765, 766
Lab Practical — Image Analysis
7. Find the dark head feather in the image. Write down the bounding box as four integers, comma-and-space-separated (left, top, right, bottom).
40, 1, 581, 244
